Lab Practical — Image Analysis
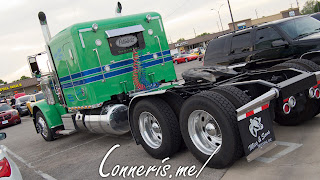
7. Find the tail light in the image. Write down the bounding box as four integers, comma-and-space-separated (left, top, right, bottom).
309, 87, 315, 98
0, 157, 11, 177
283, 103, 291, 114
315, 88, 320, 99
288, 96, 296, 107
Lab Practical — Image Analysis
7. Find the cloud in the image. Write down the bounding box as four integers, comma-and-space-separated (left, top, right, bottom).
0, 0, 26, 12
1, 65, 30, 83
11, 45, 38, 51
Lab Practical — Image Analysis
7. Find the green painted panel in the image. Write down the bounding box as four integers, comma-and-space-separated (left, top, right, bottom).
49, 12, 176, 108
33, 100, 67, 128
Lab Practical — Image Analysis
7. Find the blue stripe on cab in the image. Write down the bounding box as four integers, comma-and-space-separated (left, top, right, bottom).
60, 50, 171, 87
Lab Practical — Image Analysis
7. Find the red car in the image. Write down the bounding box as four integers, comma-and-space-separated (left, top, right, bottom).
0, 103, 21, 128
173, 54, 198, 64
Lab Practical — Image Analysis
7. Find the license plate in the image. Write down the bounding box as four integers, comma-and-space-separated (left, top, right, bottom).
2, 120, 8, 125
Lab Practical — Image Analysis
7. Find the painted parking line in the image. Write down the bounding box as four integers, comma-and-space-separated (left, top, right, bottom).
255, 141, 303, 163
30, 135, 109, 165
3, 145, 56, 180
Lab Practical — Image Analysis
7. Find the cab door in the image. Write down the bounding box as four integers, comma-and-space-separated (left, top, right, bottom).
62, 42, 87, 101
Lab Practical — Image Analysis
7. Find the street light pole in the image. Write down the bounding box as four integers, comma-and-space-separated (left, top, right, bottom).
227, 0, 236, 31
212, 4, 224, 31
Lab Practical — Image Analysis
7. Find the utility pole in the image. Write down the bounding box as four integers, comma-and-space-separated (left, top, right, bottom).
193, 28, 196, 38
255, 9, 258, 19
217, 21, 221, 32
211, 4, 224, 31
227, 0, 236, 31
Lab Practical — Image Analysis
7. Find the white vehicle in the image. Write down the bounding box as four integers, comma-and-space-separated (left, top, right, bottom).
0, 133, 23, 180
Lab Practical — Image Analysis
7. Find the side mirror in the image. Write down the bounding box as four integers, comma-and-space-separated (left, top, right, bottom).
28, 56, 40, 77
0, 133, 7, 140
272, 39, 289, 47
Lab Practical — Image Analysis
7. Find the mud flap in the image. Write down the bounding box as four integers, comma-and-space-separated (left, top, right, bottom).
237, 102, 276, 162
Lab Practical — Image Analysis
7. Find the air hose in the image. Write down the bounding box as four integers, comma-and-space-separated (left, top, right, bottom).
132, 49, 160, 91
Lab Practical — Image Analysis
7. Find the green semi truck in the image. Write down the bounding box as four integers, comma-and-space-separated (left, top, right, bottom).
29, 3, 320, 169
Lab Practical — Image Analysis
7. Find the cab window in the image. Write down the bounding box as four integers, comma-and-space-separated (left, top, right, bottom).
231, 32, 252, 54
255, 27, 283, 50
108, 32, 146, 56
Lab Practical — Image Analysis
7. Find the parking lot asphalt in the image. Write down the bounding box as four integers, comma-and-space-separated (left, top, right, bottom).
2, 60, 320, 180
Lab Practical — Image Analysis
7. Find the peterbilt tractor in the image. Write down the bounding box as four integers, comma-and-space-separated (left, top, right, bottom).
29, 3, 320, 169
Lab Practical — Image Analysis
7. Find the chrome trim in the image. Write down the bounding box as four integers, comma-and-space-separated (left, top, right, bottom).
314, 71, 320, 82
237, 88, 279, 120
188, 110, 222, 155
158, 19, 163, 32
93, 48, 106, 82
300, 50, 320, 59
288, 96, 296, 107
79, 33, 85, 48
105, 25, 145, 38
154, 36, 165, 65
138, 112, 162, 149
283, 103, 291, 114
151, 16, 160, 20
78, 28, 93, 48
45, 45, 67, 106
79, 28, 92, 33
84, 104, 130, 135
309, 87, 315, 98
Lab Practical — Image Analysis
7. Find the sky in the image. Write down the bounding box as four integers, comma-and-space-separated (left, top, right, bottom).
0, 0, 309, 83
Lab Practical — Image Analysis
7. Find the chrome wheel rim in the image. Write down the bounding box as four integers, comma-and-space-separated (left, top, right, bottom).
188, 110, 222, 155
139, 112, 162, 149
38, 117, 48, 138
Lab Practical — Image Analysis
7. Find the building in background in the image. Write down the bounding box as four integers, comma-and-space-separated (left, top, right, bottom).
169, 30, 230, 54
169, 8, 300, 53
228, 8, 301, 31
0, 78, 40, 98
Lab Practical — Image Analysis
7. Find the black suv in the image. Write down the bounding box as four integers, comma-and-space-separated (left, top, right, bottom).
204, 15, 320, 68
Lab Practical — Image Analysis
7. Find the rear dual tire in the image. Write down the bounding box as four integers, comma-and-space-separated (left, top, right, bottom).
132, 97, 182, 159
180, 87, 249, 168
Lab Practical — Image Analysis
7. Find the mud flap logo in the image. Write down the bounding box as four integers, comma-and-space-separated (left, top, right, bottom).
249, 117, 264, 137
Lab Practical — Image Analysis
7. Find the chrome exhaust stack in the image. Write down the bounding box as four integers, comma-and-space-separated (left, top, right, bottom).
38, 12, 52, 45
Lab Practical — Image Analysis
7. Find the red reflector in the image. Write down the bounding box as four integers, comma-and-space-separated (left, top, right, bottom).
284, 105, 289, 112
283, 98, 289, 103
0, 157, 11, 177
316, 89, 320, 98
246, 111, 254, 117
261, 104, 269, 110
283, 103, 291, 114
